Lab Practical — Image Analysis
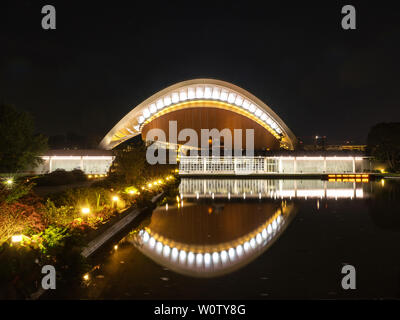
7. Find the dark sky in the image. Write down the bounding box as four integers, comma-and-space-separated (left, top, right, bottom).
1, 0, 399, 144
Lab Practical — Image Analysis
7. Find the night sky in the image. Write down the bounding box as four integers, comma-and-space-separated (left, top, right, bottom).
1, 1, 399, 145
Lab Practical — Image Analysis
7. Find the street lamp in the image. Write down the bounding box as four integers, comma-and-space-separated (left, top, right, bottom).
11, 235, 23, 243
81, 207, 90, 214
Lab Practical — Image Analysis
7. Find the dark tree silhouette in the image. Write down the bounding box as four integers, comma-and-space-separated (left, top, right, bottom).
0, 104, 48, 173
367, 123, 400, 172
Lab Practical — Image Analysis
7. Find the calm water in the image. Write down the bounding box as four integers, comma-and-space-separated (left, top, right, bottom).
49, 178, 400, 299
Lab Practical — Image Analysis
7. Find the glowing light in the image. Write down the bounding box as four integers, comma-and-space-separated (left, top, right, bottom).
212, 87, 221, 100
140, 231, 149, 243
11, 235, 23, 243
149, 103, 157, 114
272, 220, 277, 230
256, 233, 263, 244
196, 253, 203, 265
220, 90, 228, 101
235, 95, 243, 106
236, 244, 243, 256
164, 96, 172, 106
261, 228, 267, 239
114, 245, 118, 250
81, 207, 90, 214
156, 99, 164, 110
243, 241, 250, 252
6, 179, 13, 185
179, 250, 187, 263
148, 183, 152, 188
250, 238, 256, 248
228, 92, 236, 104
228, 248, 236, 260
163, 245, 171, 257
187, 251, 195, 264
381, 179, 385, 187
149, 237, 156, 248
156, 241, 163, 254
188, 87, 195, 99
112, 196, 119, 202
196, 87, 204, 99
220, 250, 228, 263
143, 108, 150, 118
171, 247, 179, 260
83, 274, 89, 281
212, 252, 219, 264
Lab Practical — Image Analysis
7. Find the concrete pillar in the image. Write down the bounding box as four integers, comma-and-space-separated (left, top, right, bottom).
80, 156, 84, 171
324, 157, 327, 173
294, 157, 297, 174
352, 157, 356, 173
49, 157, 52, 173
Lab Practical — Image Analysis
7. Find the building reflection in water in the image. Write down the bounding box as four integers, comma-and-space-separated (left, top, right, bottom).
129, 200, 296, 278
126, 179, 368, 278
179, 178, 368, 200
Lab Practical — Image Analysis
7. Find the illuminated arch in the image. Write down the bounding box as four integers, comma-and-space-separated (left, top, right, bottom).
99, 79, 297, 150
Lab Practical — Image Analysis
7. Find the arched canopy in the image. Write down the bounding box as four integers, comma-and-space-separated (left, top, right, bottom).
99, 79, 297, 150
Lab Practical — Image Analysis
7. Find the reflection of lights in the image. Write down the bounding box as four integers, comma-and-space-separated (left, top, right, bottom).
256, 233, 262, 244
236, 244, 243, 256
188, 252, 195, 264
267, 225, 272, 234
212, 252, 219, 264
149, 237, 156, 248
244, 241, 250, 252
261, 228, 267, 239
381, 179, 385, 187
163, 245, 171, 257
228, 248, 236, 260
272, 221, 277, 230
171, 248, 179, 260
196, 253, 203, 265
204, 253, 211, 265
114, 245, 118, 250
156, 241, 163, 254
250, 238, 256, 249
220, 250, 228, 263
179, 250, 187, 263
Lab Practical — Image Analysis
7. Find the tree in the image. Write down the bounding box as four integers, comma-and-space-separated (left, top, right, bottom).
0, 104, 48, 173
367, 123, 400, 172
110, 140, 147, 185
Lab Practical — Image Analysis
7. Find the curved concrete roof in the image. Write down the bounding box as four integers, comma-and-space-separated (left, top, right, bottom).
99, 79, 297, 150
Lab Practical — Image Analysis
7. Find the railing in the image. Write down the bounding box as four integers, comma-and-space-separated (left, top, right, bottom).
179, 156, 367, 175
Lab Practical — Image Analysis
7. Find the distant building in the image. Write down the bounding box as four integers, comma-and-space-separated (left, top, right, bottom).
30, 149, 115, 175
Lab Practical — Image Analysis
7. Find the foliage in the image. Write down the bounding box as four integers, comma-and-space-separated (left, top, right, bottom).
110, 141, 147, 185
35, 169, 87, 186
0, 242, 42, 299
0, 180, 33, 204
367, 123, 400, 172
40, 226, 70, 254
0, 104, 48, 173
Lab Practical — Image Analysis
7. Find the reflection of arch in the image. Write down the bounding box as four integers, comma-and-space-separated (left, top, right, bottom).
99, 79, 297, 150
131, 202, 296, 278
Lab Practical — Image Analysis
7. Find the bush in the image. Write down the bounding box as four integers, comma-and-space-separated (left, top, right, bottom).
35, 169, 87, 186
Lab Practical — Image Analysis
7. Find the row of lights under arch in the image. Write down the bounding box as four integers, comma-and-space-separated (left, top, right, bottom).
133, 85, 284, 137
137, 214, 283, 269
